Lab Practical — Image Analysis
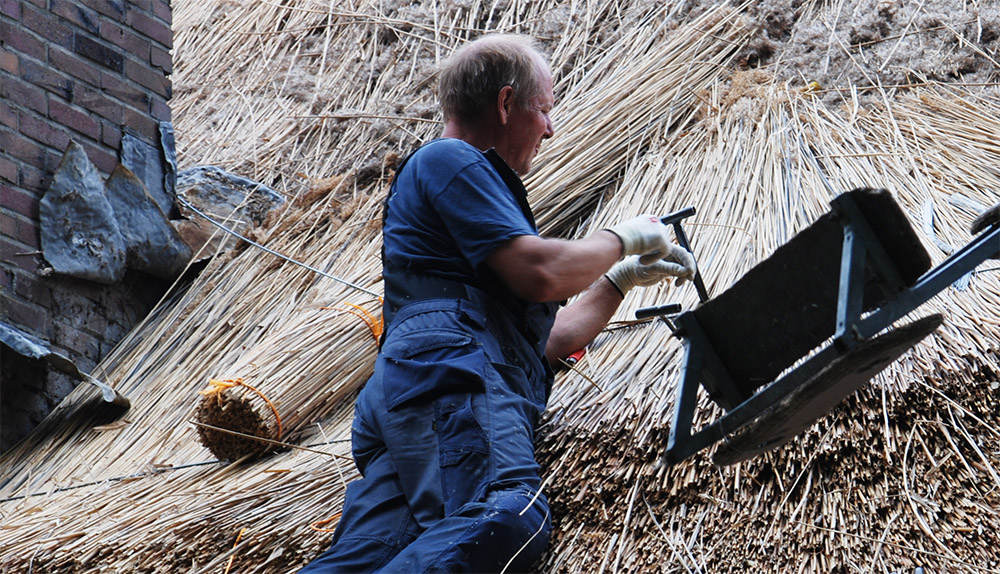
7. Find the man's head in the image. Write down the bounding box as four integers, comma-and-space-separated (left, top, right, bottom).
439, 34, 554, 175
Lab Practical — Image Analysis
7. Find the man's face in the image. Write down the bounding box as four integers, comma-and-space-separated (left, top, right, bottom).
503, 69, 555, 176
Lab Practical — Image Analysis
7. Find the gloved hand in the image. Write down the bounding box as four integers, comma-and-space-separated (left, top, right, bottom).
605, 215, 673, 264
605, 246, 697, 295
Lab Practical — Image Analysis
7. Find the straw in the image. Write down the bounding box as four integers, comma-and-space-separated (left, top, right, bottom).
3, 0, 1000, 572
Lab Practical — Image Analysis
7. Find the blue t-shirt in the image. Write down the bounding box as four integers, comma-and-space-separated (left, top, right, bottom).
383, 138, 537, 285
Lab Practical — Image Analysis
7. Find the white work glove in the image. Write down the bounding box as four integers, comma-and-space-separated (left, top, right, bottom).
605, 215, 673, 264
605, 247, 697, 295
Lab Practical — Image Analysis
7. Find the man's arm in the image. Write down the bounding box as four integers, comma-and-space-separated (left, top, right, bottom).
487, 230, 697, 366
486, 215, 695, 365
543, 276, 624, 365
486, 214, 687, 303
484, 231, 623, 304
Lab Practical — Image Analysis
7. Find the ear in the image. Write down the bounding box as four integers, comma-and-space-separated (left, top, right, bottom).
496, 85, 515, 125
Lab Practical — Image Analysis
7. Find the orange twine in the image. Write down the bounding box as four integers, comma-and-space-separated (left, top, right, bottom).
310, 512, 343, 533
199, 378, 283, 440
322, 297, 384, 342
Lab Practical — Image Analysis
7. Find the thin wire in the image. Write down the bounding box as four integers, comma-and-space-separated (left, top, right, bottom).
177, 196, 381, 298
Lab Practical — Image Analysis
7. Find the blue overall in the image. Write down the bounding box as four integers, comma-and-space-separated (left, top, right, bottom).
300, 139, 560, 573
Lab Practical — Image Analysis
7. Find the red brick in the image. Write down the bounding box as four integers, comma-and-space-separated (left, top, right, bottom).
18, 111, 72, 151
102, 19, 149, 60
17, 161, 50, 194
1, 20, 46, 62
58, 274, 103, 301
1, 128, 49, 174
15, 217, 39, 249
123, 107, 159, 142
71, 84, 125, 124
5, 220, 33, 250
73, 33, 124, 73
0, 100, 14, 128
51, 0, 100, 35
0, 266, 13, 292
77, 140, 117, 174
49, 99, 101, 142
0, 0, 20, 19
127, 9, 171, 49
50, 47, 101, 88
0, 155, 16, 184
80, 306, 109, 338
21, 57, 74, 101
124, 56, 169, 99
14, 273, 51, 309
22, 3, 74, 50
152, 0, 170, 26
101, 70, 150, 110
52, 287, 97, 319
0, 236, 40, 274
0, 182, 40, 220
51, 320, 101, 363
0, 48, 18, 74
80, 0, 126, 22
0, 212, 15, 239
100, 119, 122, 148
0, 292, 46, 331
0, 74, 47, 115
150, 96, 170, 122
150, 44, 171, 74
1, 235, 18, 259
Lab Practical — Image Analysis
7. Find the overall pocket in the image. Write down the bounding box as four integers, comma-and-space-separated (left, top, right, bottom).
434, 392, 490, 514
381, 330, 487, 411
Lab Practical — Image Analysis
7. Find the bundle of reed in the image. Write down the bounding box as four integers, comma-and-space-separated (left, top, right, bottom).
0, 174, 381, 487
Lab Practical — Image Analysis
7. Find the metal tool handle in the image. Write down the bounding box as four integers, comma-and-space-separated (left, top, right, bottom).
634, 303, 682, 320
661, 207, 710, 303
659, 206, 696, 226
634, 206, 710, 321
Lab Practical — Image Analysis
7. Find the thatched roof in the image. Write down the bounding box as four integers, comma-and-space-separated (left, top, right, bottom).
3, 1, 1000, 572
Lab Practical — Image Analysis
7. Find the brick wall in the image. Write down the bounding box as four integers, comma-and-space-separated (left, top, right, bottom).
0, 0, 174, 452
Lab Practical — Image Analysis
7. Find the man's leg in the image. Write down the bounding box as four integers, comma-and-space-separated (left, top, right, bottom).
378, 363, 553, 573
303, 337, 553, 573
381, 484, 551, 574
298, 449, 420, 573
299, 379, 427, 573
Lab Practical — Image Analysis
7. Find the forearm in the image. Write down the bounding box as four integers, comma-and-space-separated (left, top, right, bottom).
544, 276, 623, 365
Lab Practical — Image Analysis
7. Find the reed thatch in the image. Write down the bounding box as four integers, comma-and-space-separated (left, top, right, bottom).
2, 0, 1000, 572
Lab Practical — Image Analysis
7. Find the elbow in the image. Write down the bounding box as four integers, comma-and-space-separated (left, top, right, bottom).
508, 264, 564, 303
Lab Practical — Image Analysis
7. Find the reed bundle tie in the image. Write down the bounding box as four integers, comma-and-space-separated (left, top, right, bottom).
322, 297, 384, 342
199, 378, 284, 440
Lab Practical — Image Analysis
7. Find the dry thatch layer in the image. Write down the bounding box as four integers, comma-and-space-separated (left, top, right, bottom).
2, 0, 1000, 572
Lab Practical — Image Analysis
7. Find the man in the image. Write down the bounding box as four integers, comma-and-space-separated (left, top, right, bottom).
301, 34, 695, 573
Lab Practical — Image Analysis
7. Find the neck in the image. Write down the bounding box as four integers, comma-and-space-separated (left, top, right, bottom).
442, 118, 502, 153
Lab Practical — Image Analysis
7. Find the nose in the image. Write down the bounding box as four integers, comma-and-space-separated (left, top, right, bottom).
543, 114, 554, 139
